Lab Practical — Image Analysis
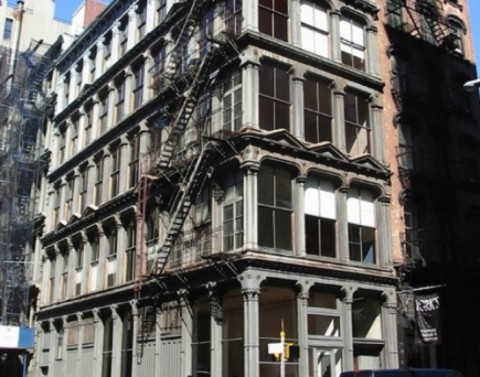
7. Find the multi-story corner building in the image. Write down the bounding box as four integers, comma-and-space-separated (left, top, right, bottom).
30, 1, 478, 377
381, 1, 480, 375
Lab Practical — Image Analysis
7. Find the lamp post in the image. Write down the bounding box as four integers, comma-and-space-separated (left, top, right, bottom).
463, 78, 480, 92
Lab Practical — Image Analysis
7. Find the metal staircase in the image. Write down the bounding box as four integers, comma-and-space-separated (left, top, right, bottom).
385, 0, 453, 49
152, 140, 220, 276
156, 45, 220, 172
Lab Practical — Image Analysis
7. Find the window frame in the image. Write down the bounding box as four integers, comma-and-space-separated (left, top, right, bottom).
3, 18, 13, 40
340, 17, 366, 71
344, 91, 371, 156
303, 76, 333, 144
300, 1, 330, 58
259, 62, 291, 131
258, 0, 289, 42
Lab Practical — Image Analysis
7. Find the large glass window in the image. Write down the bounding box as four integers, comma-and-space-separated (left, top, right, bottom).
115, 77, 126, 122
301, 1, 329, 57
79, 166, 88, 213
95, 156, 104, 206
99, 92, 109, 134
305, 177, 336, 258
110, 145, 121, 198
223, 71, 242, 132
340, 17, 365, 71
129, 134, 140, 188
258, 165, 292, 250
225, 0, 242, 35
223, 171, 243, 251
347, 187, 376, 264
304, 77, 333, 144
133, 63, 144, 109
344, 91, 370, 156
259, 63, 290, 131
259, 0, 289, 42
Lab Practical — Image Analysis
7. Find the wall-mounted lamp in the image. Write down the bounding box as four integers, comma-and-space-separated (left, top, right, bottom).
463, 78, 480, 92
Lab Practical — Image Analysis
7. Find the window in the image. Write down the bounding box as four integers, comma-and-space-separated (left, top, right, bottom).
304, 77, 333, 144
53, 186, 60, 226
137, 2, 147, 40
89, 48, 97, 82
79, 166, 88, 213
347, 187, 376, 264
301, 1, 329, 57
110, 145, 121, 198
225, 0, 242, 35
107, 227, 117, 257
200, 8, 214, 55
223, 172, 243, 251
129, 134, 140, 188
99, 92, 109, 134
125, 222, 136, 281
305, 177, 336, 258
447, 18, 464, 54
49, 257, 56, 303
146, 210, 159, 244
115, 78, 126, 122
3, 18, 13, 40
386, 0, 403, 29
344, 91, 370, 155
64, 73, 71, 105
259, 0, 289, 42
259, 63, 290, 131
84, 105, 93, 145
65, 176, 74, 219
76, 242, 84, 269
102, 316, 114, 377
133, 63, 144, 109
104, 34, 112, 63
258, 165, 292, 250
61, 252, 68, 299
70, 118, 79, 157
56, 331, 64, 360
156, 0, 167, 24
95, 156, 104, 206
397, 122, 415, 170
119, 19, 128, 56
222, 71, 242, 131
340, 17, 365, 71
58, 127, 66, 165
90, 234, 100, 262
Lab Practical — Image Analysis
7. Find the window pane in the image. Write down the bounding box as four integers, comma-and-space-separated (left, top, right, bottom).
258, 166, 274, 205
260, 66, 274, 96
320, 218, 336, 258
275, 15, 288, 41
275, 168, 291, 208
259, 8, 272, 36
344, 93, 357, 123
306, 215, 320, 255
275, 0, 288, 14
308, 315, 341, 336
304, 79, 318, 110
304, 111, 319, 143
258, 206, 274, 247
361, 226, 376, 263
276, 68, 290, 101
275, 101, 290, 130
275, 209, 292, 249
259, 96, 274, 131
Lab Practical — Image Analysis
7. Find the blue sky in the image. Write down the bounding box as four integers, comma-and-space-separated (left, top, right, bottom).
54, 0, 479, 73
54, 0, 113, 23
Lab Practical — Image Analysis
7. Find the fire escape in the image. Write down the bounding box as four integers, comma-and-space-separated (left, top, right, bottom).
385, 0, 456, 49
134, 0, 240, 299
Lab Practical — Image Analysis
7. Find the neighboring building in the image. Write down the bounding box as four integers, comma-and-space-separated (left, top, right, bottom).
71, 0, 111, 37
0, 1, 104, 376
381, 1, 480, 375
29, 1, 479, 377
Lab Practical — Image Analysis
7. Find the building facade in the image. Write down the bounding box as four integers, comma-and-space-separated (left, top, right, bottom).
30, 1, 479, 377
381, 0, 480, 375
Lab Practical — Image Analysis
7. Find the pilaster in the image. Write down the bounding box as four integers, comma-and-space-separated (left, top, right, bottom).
382, 291, 399, 368
341, 285, 356, 370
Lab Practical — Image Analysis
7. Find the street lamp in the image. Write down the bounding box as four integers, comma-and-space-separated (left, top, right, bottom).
463, 78, 480, 92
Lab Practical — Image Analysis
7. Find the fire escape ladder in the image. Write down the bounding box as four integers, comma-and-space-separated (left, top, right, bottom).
153, 141, 218, 276
416, 0, 447, 46
163, 0, 203, 85
157, 46, 219, 172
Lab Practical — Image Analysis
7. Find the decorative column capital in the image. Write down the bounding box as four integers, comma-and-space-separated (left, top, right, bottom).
341, 285, 357, 303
